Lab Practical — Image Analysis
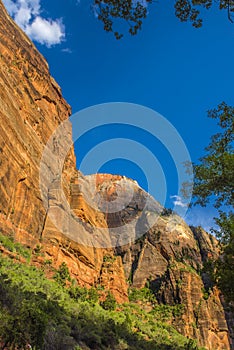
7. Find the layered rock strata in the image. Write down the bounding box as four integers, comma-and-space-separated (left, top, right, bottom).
0, 1, 233, 348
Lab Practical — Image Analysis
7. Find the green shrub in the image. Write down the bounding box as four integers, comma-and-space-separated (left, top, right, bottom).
87, 287, 99, 304
0, 233, 31, 260
202, 287, 211, 300
0, 233, 15, 251
69, 285, 99, 304
0, 253, 204, 350
34, 244, 42, 254
53, 262, 71, 286
150, 304, 184, 321
128, 286, 156, 303
101, 291, 117, 311
103, 255, 116, 263
69, 285, 89, 301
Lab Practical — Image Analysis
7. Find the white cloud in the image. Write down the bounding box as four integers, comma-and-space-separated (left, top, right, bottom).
3, 0, 65, 47
15, 6, 32, 27
26, 17, 65, 47
3, 0, 18, 15
170, 195, 188, 208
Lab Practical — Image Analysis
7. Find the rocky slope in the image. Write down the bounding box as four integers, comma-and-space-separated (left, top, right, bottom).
0, 1, 233, 349
85, 174, 233, 350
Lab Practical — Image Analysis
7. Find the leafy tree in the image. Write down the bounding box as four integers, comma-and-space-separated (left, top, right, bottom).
53, 262, 71, 287
129, 286, 156, 303
100, 291, 117, 310
192, 102, 233, 210
87, 286, 99, 304
192, 102, 234, 302
69, 285, 99, 304
69, 285, 89, 301
93, 0, 234, 39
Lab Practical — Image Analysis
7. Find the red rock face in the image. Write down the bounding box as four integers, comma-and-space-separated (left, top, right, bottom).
0, 1, 233, 348
0, 0, 128, 303
88, 174, 233, 349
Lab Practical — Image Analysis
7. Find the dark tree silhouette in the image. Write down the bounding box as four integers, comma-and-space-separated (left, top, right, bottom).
94, 0, 234, 39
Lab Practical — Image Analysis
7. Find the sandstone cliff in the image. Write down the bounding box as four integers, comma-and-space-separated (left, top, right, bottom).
0, 1, 233, 349
0, 0, 128, 303
86, 174, 233, 350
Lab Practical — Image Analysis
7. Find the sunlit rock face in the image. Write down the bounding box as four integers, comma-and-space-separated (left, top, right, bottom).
0, 0, 128, 303
0, 0, 233, 348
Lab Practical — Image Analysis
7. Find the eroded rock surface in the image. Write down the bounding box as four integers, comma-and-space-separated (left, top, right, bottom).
0, 0, 127, 303
88, 174, 233, 349
0, 1, 233, 348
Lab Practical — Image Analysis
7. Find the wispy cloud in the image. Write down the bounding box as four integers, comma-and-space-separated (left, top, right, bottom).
62, 47, 73, 54
170, 195, 188, 208
3, 0, 65, 47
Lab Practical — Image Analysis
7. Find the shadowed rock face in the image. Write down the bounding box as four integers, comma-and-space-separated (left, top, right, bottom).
0, 1, 233, 349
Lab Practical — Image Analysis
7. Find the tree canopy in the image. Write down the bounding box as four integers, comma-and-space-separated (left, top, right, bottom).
192, 102, 234, 302
94, 0, 234, 39
193, 102, 234, 211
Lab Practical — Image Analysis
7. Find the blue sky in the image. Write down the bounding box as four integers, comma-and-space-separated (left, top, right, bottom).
3, 0, 234, 231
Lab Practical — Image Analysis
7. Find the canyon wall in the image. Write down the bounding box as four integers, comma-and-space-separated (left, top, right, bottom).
0, 1, 233, 349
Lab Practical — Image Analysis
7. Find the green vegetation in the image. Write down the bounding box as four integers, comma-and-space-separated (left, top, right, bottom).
69, 285, 99, 304
129, 286, 156, 304
201, 287, 211, 301
34, 244, 42, 255
0, 251, 204, 349
53, 261, 72, 286
0, 233, 31, 261
191, 103, 234, 303
180, 263, 199, 276
100, 291, 117, 311
103, 255, 117, 263
95, 0, 234, 39
150, 304, 184, 321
